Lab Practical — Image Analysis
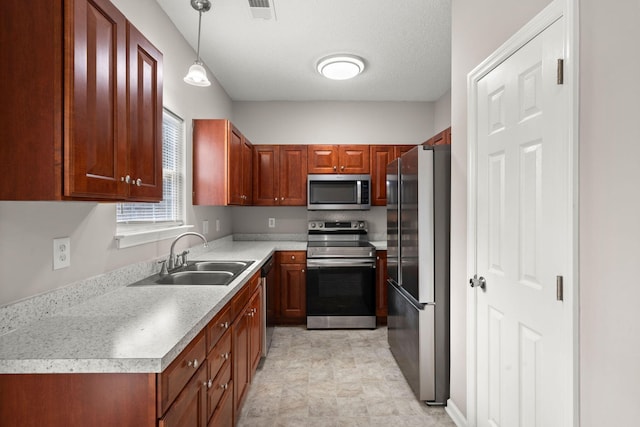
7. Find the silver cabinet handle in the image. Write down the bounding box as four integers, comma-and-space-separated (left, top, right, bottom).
291, 255, 295, 260
121, 175, 131, 184
203, 379, 213, 389
333, 166, 337, 171
221, 352, 230, 360
220, 383, 229, 390
341, 165, 345, 170
274, 197, 278, 201
187, 358, 199, 369
220, 321, 229, 329
135, 178, 142, 186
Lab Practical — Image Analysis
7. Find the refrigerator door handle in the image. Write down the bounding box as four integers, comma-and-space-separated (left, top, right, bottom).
388, 279, 426, 310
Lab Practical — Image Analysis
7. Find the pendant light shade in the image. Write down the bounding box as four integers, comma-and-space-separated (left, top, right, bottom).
184, 62, 210, 87
184, 0, 212, 87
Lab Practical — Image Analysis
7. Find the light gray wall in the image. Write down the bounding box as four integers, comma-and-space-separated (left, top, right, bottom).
579, 0, 640, 424
232, 101, 435, 145
450, 0, 553, 418
0, 0, 233, 306
434, 89, 452, 133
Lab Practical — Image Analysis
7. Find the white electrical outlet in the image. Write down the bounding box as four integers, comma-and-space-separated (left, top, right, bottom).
53, 237, 71, 270
215, 219, 220, 232
268, 218, 276, 228
202, 220, 209, 234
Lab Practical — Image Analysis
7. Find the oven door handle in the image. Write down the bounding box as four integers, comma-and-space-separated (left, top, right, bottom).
306, 259, 376, 268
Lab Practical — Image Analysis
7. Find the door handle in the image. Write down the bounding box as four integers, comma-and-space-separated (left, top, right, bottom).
469, 274, 486, 290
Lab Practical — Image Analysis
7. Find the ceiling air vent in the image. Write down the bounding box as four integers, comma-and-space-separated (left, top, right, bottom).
247, 0, 276, 20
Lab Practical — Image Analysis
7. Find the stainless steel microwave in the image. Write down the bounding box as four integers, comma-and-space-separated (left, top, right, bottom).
307, 174, 371, 210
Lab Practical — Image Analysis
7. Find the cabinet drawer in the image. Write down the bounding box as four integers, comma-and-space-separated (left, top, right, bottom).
159, 364, 207, 427
207, 378, 234, 427
207, 361, 232, 421
208, 329, 232, 381
232, 272, 261, 316
157, 332, 207, 415
206, 305, 233, 353
277, 251, 306, 264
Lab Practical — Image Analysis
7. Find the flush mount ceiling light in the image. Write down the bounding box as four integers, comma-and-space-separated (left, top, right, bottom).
184, 0, 212, 87
317, 55, 365, 80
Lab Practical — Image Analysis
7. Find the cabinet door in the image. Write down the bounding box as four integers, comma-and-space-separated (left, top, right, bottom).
159, 365, 207, 427
248, 286, 263, 374
227, 125, 244, 205
279, 263, 306, 321
252, 145, 278, 206
279, 145, 307, 205
375, 251, 388, 321
127, 23, 163, 201
370, 146, 394, 206
65, 0, 128, 199
339, 145, 370, 174
308, 145, 338, 174
207, 383, 233, 427
232, 310, 250, 413
242, 138, 253, 204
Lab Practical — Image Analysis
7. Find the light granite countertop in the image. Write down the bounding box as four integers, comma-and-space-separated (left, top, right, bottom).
0, 240, 306, 374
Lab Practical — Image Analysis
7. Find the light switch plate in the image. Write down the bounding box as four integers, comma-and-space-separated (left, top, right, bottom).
268, 218, 276, 228
53, 237, 70, 270
202, 220, 209, 234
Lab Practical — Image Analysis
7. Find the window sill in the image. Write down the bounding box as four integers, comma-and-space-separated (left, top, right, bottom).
114, 224, 194, 249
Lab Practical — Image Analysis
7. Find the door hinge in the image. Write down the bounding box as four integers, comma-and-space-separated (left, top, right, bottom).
556, 275, 564, 301
557, 59, 564, 85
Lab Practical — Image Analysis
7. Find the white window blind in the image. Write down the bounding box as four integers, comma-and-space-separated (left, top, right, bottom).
116, 109, 184, 224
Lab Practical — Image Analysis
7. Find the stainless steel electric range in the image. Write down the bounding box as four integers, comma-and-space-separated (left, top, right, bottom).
306, 220, 377, 329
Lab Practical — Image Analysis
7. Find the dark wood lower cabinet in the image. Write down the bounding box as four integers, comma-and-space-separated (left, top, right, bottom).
0, 271, 266, 427
0, 373, 156, 427
159, 365, 207, 427
276, 251, 307, 325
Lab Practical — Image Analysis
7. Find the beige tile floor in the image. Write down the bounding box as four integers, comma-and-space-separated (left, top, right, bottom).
237, 326, 456, 427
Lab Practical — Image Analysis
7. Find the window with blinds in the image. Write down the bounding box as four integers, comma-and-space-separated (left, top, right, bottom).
116, 109, 184, 225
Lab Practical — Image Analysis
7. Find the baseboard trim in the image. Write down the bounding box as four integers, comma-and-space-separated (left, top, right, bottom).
445, 399, 467, 427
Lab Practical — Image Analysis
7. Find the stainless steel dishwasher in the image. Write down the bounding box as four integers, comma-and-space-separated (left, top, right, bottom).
260, 255, 275, 360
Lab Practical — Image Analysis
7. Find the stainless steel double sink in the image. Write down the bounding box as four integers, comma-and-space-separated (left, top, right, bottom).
130, 260, 255, 286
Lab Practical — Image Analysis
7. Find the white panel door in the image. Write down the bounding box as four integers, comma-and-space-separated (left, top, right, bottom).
475, 17, 569, 427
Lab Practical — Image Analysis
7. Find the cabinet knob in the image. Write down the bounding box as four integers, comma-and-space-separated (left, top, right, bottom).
221, 352, 230, 360
187, 358, 199, 369
291, 255, 295, 260
341, 165, 345, 170
220, 321, 229, 329
302, 269, 305, 273
221, 383, 229, 391
121, 175, 131, 184
203, 379, 213, 389
281, 197, 285, 201
333, 166, 337, 171
135, 178, 142, 186
274, 197, 278, 201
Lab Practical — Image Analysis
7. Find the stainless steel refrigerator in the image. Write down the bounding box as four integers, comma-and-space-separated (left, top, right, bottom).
386, 144, 450, 405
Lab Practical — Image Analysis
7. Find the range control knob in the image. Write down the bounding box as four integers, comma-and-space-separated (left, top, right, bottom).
319, 223, 323, 228
358, 222, 365, 228
310, 223, 316, 228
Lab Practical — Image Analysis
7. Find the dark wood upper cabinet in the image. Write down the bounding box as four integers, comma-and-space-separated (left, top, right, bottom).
253, 145, 307, 206
0, 0, 162, 202
308, 145, 369, 174
423, 127, 452, 147
193, 120, 252, 206
369, 145, 415, 206
127, 23, 164, 201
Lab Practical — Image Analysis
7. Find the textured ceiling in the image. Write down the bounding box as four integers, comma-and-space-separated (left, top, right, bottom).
155, 0, 451, 102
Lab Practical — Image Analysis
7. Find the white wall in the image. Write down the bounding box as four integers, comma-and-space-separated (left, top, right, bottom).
579, 0, 640, 424
0, 0, 233, 306
452, 0, 640, 424
450, 0, 553, 417
232, 101, 435, 145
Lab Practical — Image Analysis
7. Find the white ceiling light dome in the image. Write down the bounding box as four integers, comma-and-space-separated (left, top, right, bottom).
317, 55, 365, 80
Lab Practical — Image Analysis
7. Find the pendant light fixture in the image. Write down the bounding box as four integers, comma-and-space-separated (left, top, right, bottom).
184, 0, 212, 87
